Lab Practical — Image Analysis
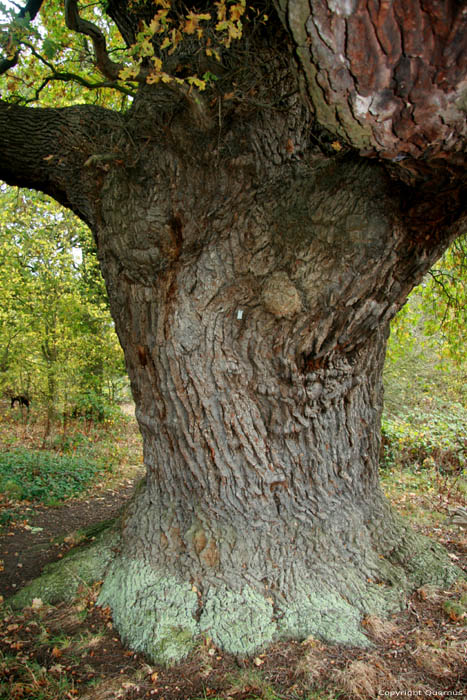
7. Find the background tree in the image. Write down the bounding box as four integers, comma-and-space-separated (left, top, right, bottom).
385, 233, 466, 412
0, 187, 125, 426
0, 0, 466, 663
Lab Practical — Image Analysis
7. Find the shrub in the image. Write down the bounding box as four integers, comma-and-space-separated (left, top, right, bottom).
381, 399, 466, 474
0, 448, 105, 504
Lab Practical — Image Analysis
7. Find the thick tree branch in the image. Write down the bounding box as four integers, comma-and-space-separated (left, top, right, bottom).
0, 0, 45, 75
64, 0, 123, 81
0, 99, 121, 225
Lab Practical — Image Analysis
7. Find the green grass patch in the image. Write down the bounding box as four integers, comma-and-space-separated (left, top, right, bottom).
0, 448, 106, 504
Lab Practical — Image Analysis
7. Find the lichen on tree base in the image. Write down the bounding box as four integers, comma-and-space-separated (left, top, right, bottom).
6, 509, 462, 666
94, 511, 462, 665
97, 559, 199, 664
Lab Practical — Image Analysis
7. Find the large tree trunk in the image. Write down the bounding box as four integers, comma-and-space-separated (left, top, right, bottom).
92, 109, 459, 661
0, 0, 464, 665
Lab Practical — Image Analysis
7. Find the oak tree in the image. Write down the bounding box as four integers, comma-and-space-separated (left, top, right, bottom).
0, 0, 466, 662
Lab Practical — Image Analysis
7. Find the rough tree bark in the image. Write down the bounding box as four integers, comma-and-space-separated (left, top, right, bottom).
1, 0, 466, 663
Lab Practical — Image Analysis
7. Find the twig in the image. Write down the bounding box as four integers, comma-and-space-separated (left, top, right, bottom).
0, 0, 45, 75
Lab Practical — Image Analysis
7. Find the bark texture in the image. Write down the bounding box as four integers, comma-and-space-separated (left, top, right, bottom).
0, 0, 465, 663
90, 90, 460, 661
280, 0, 467, 162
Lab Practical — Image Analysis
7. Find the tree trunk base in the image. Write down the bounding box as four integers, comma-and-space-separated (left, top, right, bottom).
7, 504, 461, 665
95, 499, 461, 665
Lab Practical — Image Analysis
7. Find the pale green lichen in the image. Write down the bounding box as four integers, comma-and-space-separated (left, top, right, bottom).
200, 585, 277, 656
97, 558, 199, 665
99, 563, 279, 660
277, 586, 369, 647
386, 530, 460, 590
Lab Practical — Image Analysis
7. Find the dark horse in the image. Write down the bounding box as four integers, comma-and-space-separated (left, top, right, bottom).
11, 395, 30, 409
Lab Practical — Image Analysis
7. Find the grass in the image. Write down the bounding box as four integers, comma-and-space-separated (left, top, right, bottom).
0, 399, 143, 512
380, 398, 466, 530
381, 398, 466, 475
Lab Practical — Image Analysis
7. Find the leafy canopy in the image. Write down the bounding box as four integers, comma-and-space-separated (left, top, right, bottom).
0, 0, 268, 105
0, 185, 125, 413
384, 234, 467, 413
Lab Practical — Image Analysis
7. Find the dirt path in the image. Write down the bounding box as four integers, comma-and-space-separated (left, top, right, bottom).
0, 477, 140, 599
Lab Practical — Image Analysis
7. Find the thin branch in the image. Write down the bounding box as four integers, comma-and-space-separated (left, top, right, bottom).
0, 0, 45, 75
26, 72, 136, 103
427, 270, 458, 307
19, 40, 136, 100
64, 0, 123, 81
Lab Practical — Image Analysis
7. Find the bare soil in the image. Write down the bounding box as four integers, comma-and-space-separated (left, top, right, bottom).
0, 480, 138, 598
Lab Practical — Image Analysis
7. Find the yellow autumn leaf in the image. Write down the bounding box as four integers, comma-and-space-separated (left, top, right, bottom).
152, 57, 163, 72
215, 0, 227, 21
188, 76, 207, 91
140, 37, 154, 57
228, 22, 242, 41
119, 65, 139, 81
184, 12, 211, 35
170, 28, 182, 44
149, 17, 160, 34
230, 4, 245, 21
146, 72, 161, 84
184, 17, 196, 34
